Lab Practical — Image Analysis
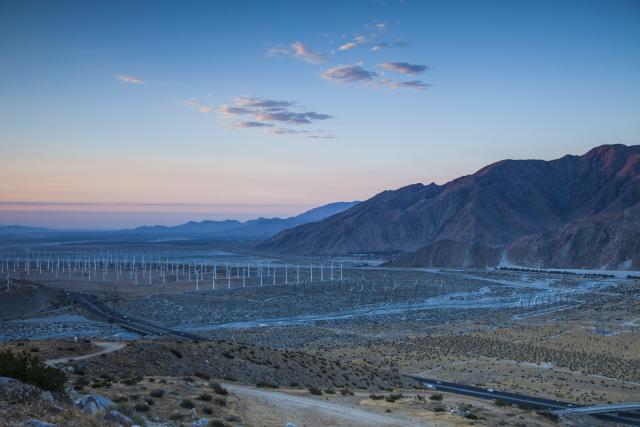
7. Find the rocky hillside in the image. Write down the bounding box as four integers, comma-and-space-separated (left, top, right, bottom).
507, 202, 640, 270
257, 144, 640, 269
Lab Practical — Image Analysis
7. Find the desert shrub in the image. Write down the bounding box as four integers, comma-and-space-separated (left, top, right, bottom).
209, 421, 229, 427
180, 398, 195, 409
197, 392, 213, 401
223, 375, 236, 382
494, 399, 512, 407
429, 393, 443, 401
369, 394, 385, 400
324, 387, 336, 394
202, 406, 213, 415
133, 403, 150, 412
221, 351, 234, 359
289, 381, 300, 388
183, 376, 194, 382
464, 413, 478, 420
256, 381, 278, 389
210, 382, 229, 395
537, 411, 560, 422
195, 372, 210, 380
122, 378, 138, 386
144, 397, 154, 405
307, 387, 323, 395
214, 397, 227, 406
0, 350, 66, 392
112, 395, 128, 403
169, 348, 183, 359
150, 389, 165, 398
340, 387, 353, 396
433, 406, 446, 412
385, 393, 403, 403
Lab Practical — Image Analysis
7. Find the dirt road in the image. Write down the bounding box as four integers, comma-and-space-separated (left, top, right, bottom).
224, 383, 431, 427
46, 341, 126, 366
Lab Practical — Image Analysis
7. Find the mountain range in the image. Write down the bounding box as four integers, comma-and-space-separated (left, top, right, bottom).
256, 144, 640, 270
0, 201, 359, 240
130, 201, 358, 239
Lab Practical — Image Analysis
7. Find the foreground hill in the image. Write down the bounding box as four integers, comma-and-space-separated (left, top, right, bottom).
257, 144, 640, 269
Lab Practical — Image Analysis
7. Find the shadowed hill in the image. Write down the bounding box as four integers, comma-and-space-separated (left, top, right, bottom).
257, 144, 640, 269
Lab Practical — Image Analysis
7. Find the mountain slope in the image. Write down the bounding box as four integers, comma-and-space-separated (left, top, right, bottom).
506, 202, 640, 270
256, 144, 640, 269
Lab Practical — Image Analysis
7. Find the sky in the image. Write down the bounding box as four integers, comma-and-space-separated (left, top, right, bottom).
0, 0, 639, 229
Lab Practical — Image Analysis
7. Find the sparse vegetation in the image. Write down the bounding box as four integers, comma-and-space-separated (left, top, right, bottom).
256, 380, 279, 389
210, 382, 229, 395
180, 398, 195, 409
150, 389, 165, 398
197, 392, 212, 401
307, 386, 323, 395
0, 350, 66, 392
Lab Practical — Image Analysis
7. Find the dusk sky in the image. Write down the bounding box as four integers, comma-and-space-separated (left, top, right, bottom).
1, 0, 639, 229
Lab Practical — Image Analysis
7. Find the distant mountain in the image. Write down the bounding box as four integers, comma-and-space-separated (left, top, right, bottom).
0, 225, 53, 236
130, 201, 359, 239
256, 144, 640, 270
133, 219, 242, 235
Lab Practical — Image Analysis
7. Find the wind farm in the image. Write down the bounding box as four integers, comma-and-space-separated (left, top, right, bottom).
1, 1, 640, 426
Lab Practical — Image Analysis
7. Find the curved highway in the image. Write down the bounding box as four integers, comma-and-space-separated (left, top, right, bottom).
68, 291, 205, 342
408, 375, 640, 426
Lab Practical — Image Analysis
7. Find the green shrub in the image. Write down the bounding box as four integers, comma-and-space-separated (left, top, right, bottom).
197, 392, 213, 401
0, 350, 66, 392
256, 381, 278, 389
133, 403, 150, 412
180, 398, 195, 409
150, 389, 165, 398
340, 387, 353, 396
214, 397, 226, 406
429, 393, 443, 401
537, 411, 560, 422
307, 387, 322, 395
210, 382, 229, 395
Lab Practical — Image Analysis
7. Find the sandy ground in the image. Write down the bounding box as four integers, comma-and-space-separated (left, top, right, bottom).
225, 383, 426, 427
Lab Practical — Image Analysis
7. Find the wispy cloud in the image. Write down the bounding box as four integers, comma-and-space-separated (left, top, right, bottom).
232, 121, 274, 128
265, 42, 326, 64
321, 64, 378, 84
234, 97, 294, 109
269, 128, 336, 139
370, 42, 388, 52
212, 97, 335, 138
379, 62, 429, 75
375, 22, 386, 31
393, 39, 409, 48
389, 80, 431, 91
117, 75, 144, 84
290, 42, 326, 64
338, 42, 358, 51
183, 99, 214, 113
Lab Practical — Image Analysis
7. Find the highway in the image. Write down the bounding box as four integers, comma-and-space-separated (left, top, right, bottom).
68, 291, 205, 342
408, 375, 640, 426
